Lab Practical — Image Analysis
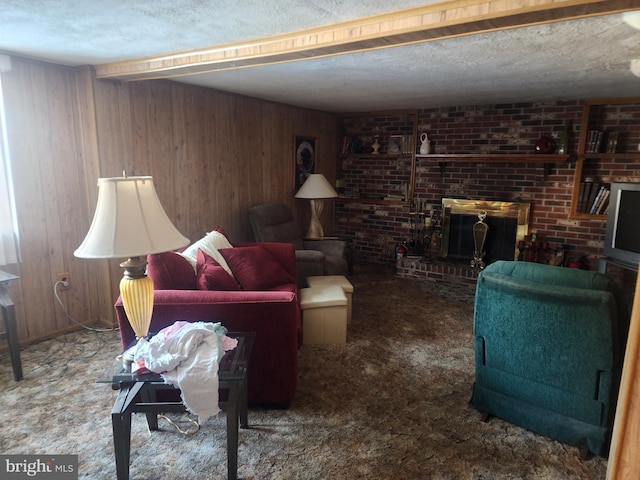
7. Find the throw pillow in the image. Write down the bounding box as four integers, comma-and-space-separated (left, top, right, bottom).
219, 246, 295, 290
146, 251, 197, 290
196, 250, 240, 291
213, 225, 231, 241
180, 230, 234, 276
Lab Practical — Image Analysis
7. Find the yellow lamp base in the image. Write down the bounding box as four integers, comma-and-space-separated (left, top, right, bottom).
120, 273, 154, 339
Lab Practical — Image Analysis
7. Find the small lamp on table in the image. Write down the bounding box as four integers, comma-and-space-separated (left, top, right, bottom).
295, 173, 338, 239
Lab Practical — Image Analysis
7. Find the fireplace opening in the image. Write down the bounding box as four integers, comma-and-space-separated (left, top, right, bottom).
441, 198, 530, 264
447, 215, 519, 262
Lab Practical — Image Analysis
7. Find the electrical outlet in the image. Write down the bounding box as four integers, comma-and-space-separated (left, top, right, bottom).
57, 272, 70, 290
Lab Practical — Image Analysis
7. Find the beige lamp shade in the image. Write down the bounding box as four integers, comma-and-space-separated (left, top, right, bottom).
75, 176, 189, 339
294, 174, 338, 199
74, 176, 189, 259
294, 174, 337, 239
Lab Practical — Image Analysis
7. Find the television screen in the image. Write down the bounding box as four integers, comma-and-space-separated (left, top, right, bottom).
604, 182, 640, 268
614, 190, 640, 254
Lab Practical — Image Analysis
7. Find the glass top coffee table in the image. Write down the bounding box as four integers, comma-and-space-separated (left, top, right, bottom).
98, 331, 255, 480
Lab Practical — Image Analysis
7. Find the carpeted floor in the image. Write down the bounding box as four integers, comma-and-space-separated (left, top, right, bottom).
0, 265, 607, 479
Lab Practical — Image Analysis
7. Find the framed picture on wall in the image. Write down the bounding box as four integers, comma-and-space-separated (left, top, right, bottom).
388, 135, 404, 154
294, 135, 316, 191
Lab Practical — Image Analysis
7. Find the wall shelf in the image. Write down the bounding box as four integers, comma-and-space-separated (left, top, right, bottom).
571, 212, 607, 221
570, 97, 640, 218
337, 197, 409, 206
339, 153, 413, 158
415, 153, 571, 163
582, 153, 640, 160
415, 153, 571, 177
337, 110, 418, 202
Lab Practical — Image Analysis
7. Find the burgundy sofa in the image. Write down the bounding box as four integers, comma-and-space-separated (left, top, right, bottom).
114, 240, 301, 408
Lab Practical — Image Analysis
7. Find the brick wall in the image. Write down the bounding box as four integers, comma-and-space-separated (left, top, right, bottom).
335, 100, 640, 274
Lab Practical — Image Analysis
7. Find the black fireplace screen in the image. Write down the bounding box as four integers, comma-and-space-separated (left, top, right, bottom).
445, 214, 519, 262
440, 198, 530, 264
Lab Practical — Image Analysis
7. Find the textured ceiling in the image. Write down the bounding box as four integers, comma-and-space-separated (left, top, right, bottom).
0, 0, 442, 64
1, 1, 639, 112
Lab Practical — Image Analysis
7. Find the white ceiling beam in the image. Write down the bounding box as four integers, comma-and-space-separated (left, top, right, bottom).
94, 0, 637, 82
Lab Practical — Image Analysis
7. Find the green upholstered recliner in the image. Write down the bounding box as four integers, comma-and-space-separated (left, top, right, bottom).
470, 261, 630, 456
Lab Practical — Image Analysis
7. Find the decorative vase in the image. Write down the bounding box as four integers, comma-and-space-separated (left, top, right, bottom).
557, 122, 570, 155
534, 133, 555, 154
419, 133, 431, 155
372, 136, 381, 154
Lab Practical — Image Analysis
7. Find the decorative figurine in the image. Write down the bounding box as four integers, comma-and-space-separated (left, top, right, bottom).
372, 136, 381, 154
419, 132, 431, 155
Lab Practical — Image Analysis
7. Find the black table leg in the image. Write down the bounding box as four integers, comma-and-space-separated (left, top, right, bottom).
0, 288, 22, 381
112, 382, 145, 480
239, 370, 249, 429
140, 385, 158, 430
226, 381, 239, 480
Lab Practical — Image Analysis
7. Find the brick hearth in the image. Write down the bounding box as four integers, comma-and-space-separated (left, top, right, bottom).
396, 257, 480, 287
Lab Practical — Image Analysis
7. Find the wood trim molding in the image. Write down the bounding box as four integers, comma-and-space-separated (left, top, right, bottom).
95, 0, 636, 82
607, 267, 640, 480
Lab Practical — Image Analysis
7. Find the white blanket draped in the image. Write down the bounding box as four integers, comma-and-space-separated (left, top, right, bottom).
134, 321, 237, 423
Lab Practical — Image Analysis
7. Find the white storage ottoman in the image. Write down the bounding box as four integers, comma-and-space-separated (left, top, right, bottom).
306, 275, 354, 323
300, 285, 347, 344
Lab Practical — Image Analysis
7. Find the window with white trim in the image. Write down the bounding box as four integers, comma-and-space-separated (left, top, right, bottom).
0, 70, 20, 266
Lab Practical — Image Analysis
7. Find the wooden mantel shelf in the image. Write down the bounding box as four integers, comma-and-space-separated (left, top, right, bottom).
415, 153, 572, 163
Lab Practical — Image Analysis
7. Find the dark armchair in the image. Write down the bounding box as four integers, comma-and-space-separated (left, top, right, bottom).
248, 202, 348, 286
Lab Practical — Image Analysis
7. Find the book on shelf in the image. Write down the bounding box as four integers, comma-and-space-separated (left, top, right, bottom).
402, 135, 414, 154
585, 130, 619, 154
586, 130, 608, 154
589, 185, 606, 214
579, 179, 597, 213
577, 178, 611, 214
585, 182, 600, 213
338, 192, 360, 199
338, 136, 364, 155
595, 189, 610, 215
577, 180, 588, 212
588, 184, 610, 214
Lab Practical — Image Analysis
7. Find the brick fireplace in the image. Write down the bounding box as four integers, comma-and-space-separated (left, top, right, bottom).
395, 197, 530, 288
335, 100, 640, 295
337, 101, 599, 273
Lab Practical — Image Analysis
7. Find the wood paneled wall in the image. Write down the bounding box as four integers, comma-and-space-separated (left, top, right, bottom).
1, 56, 338, 346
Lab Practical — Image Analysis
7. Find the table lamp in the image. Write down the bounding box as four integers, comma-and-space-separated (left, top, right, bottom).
294, 173, 338, 238
74, 175, 189, 339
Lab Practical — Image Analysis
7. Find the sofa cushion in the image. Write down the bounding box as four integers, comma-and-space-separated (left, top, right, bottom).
196, 250, 241, 291
147, 251, 196, 290
220, 246, 296, 290
212, 225, 231, 241
179, 230, 234, 276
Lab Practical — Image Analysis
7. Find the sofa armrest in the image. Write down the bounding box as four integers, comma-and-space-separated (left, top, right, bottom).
115, 288, 298, 347
293, 250, 325, 286
303, 239, 347, 258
